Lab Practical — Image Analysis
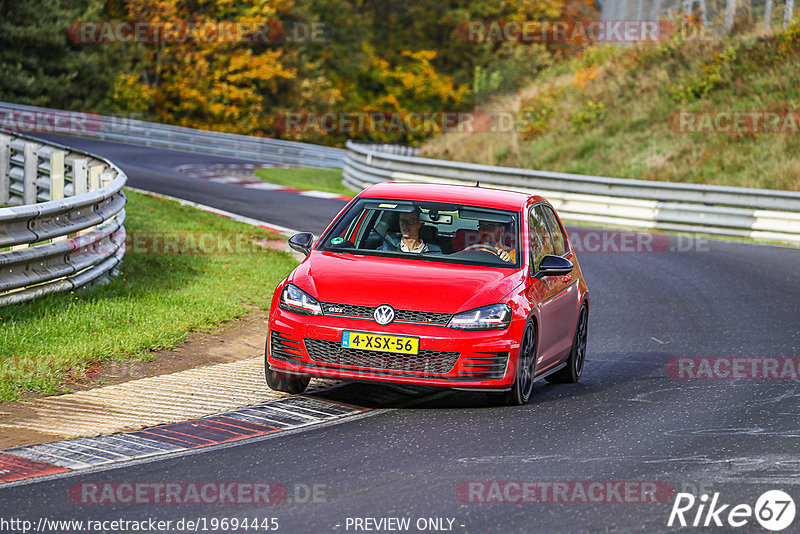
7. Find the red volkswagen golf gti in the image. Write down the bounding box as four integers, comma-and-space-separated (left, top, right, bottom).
265, 182, 589, 405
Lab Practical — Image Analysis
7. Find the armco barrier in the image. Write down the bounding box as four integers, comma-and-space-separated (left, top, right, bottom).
4, 101, 798, 243
343, 141, 800, 243
0, 130, 126, 307
0, 101, 345, 169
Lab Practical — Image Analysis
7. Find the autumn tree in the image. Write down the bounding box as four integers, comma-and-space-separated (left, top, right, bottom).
113, 0, 299, 134
0, 0, 597, 144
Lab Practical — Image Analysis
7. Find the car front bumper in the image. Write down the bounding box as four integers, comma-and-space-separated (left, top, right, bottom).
267, 309, 522, 389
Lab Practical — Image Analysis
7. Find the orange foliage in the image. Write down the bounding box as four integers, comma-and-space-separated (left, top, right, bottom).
114, 0, 297, 134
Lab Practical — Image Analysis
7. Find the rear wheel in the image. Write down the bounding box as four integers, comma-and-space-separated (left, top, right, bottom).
546, 303, 588, 384
487, 321, 537, 406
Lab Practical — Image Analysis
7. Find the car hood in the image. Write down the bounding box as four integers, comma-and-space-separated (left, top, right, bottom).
290, 251, 523, 313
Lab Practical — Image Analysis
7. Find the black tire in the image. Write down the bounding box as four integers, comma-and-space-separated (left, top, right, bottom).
546, 303, 588, 384
266, 366, 310, 394
265, 333, 310, 394
487, 321, 537, 406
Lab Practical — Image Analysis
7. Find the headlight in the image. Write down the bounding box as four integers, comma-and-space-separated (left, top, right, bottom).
279, 284, 323, 316
447, 304, 511, 330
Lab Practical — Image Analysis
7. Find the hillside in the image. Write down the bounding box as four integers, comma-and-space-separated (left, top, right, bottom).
421, 22, 800, 191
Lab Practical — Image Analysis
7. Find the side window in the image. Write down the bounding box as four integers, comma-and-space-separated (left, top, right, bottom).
529, 206, 554, 271
541, 205, 568, 256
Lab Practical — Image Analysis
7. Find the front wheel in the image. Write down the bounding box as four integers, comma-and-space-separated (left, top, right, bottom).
265, 333, 310, 394
488, 321, 537, 406
546, 303, 588, 384
266, 366, 310, 394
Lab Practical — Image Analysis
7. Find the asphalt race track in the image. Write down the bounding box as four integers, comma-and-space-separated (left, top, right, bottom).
32, 133, 348, 235
2, 135, 799, 533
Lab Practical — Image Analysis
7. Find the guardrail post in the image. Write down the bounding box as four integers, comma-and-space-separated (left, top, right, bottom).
765, 0, 774, 28
618, 0, 629, 19
725, 0, 737, 33
101, 170, 115, 187
50, 150, 65, 201
73, 158, 88, 195
88, 165, 101, 191
0, 134, 9, 206
23, 142, 40, 205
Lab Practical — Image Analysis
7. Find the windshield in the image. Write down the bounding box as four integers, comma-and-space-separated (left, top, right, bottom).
318, 198, 521, 268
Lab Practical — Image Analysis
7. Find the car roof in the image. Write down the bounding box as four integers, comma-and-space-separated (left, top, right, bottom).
359, 182, 544, 211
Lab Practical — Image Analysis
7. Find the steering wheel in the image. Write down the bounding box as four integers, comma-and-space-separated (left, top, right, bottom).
463, 243, 513, 262
464, 243, 502, 254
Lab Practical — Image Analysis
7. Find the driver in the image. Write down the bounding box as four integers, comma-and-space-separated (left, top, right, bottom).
477, 220, 515, 262
380, 207, 442, 254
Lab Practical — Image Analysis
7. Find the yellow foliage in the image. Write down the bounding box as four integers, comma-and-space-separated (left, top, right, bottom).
113, 0, 471, 142
505, 0, 567, 20
572, 65, 599, 89
118, 0, 298, 134
112, 73, 156, 112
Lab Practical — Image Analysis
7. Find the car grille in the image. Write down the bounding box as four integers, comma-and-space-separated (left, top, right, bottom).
458, 353, 509, 380
304, 339, 459, 375
321, 302, 452, 325
270, 331, 305, 363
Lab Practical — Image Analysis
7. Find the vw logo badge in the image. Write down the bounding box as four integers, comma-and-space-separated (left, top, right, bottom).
374, 304, 395, 325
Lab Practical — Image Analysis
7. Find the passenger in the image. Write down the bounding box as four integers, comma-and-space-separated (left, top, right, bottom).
380, 207, 441, 254
477, 220, 515, 262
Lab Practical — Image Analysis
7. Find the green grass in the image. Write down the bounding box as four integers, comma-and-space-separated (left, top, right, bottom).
422, 23, 800, 191
0, 190, 298, 401
255, 167, 355, 197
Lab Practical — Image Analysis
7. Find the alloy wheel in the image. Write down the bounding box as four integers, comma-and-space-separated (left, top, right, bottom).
574, 306, 588, 376
518, 323, 537, 402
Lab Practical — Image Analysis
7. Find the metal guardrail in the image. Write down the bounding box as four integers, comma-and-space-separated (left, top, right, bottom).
343, 141, 800, 243
0, 101, 346, 169
602, 0, 796, 33
0, 130, 127, 306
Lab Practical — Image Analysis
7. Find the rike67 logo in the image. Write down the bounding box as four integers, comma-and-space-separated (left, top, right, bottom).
668, 490, 796, 531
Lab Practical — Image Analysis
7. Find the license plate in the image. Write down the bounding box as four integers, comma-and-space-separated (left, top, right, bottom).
342, 331, 419, 355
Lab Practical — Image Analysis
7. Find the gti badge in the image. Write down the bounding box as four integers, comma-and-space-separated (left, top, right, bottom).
374, 304, 395, 325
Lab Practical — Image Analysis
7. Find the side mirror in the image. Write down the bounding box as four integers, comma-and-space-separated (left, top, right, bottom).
288, 232, 314, 256
535, 255, 574, 278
